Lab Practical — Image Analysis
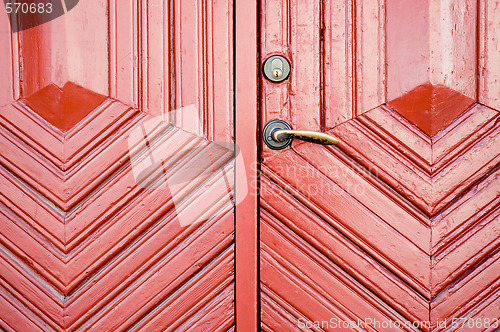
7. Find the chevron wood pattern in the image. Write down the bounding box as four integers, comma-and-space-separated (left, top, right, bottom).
332, 104, 500, 217
0, 0, 237, 330
261, 0, 500, 331
0, 95, 236, 331
260, 132, 499, 331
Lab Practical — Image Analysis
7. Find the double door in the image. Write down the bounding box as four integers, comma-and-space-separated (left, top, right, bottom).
0, 0, 499, 331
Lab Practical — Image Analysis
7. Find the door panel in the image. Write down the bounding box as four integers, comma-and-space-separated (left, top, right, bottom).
0, 7, 15, 106
260, 0, 500, 331
18, 0, 108, 97
0, 1, 236, 330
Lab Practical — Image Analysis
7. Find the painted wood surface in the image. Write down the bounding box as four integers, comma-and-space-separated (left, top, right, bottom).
2, 0, 500, 330
235, 0, 259, 330
0, 0, 237, 330
260, 0, 500, 331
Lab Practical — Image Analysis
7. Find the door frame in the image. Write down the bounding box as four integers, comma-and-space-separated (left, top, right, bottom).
235, 0, 259, 330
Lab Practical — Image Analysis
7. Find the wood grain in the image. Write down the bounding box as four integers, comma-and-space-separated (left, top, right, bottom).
0, 99, 237, 330
479, 0, 500, 110
0, 9, 15, 107
0, 0, 237, 330
261, 0, 500, 330
331, 104, 500, 216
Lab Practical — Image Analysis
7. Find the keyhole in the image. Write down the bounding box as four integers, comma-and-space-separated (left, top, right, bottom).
263, 55, 290, 82
273, 68, 282, 78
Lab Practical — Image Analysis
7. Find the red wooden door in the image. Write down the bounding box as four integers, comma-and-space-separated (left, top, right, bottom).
2, 0, 500, 330
260, 0, 500, 331
0, 1, 241, 330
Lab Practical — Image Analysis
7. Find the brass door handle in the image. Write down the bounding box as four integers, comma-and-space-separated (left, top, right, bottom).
263, 119, 339, 150
273, 129, 339, 145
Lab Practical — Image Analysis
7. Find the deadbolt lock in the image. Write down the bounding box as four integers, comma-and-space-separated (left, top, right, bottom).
263, 55, 291, 83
